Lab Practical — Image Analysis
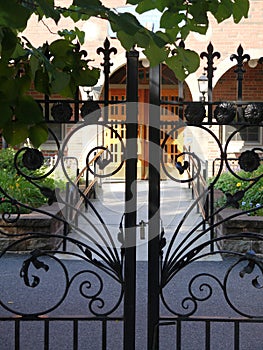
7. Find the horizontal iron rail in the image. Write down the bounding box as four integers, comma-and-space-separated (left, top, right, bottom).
159, 316, 263, 322
0, 316, 124, 321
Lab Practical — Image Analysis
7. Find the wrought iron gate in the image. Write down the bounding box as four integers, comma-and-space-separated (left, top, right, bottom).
0, 39, 263, 350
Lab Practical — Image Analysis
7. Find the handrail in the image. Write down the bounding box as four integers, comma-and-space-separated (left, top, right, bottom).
73, 177, 98, 215
67, 148, 106, 219
184, 146, 208, 219
62, 149, 106, 251
74, 148, 105, 185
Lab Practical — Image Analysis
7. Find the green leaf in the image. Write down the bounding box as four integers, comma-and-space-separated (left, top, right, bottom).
0, 28, 18, 61
136, 30, 152, 47
73, 0, 102, 7
49, 40, 76, 70
189, 0, 209, 23
180, 26, 190, 41
143, 39, 168, 67
72, 66, 100, 87
3, 122, 29, 146
188, 19, 208, 35
109, 10, 152, 50
58, 78, 77, 98
16, 75, 32, 96
74, 27, 85, 45
132, 0, 167, 13
10, 42, 28, 61
58, 28, 85, 45
62, 5, 91, 22
116, 31, 136, 51
35, 0, 60, 24
72, 0, 106, 17
30, 55, 40, 78
0, 103, 13, 128
213, 0, 233, 23
29, 123, 48, 148
178, 48, 200, 74
0, 1, 31, 30
50, 70, 70, 93
160, 11, 185, 30
14, 96, 44, 124
110, 12, 142, 36
34, 69, 50, 95
0, 75, 18, 104
58, 29, 77, 42
233, 0, 249, 23
166, 48, 200, 81
49, 39, 73, 57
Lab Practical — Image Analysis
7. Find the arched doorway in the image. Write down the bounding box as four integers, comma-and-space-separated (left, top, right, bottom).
102, 62, 192, 179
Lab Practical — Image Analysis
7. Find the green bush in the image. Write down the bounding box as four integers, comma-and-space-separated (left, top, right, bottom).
211, 165, 263, 216
0, 148, 65, 214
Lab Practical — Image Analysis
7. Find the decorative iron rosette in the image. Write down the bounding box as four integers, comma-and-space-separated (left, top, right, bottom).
51, 102, 73, 122
184, 102, 206, 125
238, 150, 261, 172
214, 102, 236, 124
80, 100, 101, 122
22, 148, 44, 170
243, 103, 263, 124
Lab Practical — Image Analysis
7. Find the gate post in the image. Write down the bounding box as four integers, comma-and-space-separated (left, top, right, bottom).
124, 49, 139, 350
148, 65, 161, 350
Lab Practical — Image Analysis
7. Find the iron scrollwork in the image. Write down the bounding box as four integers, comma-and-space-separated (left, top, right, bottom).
161, 243, 263, 318
0, 248, 123, 317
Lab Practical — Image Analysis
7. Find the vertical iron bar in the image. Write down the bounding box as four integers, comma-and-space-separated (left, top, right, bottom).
15, 319, 20, 350
191, 164, 194, 200
207, 65, 213, 124
63, 222, 69, 252
200, 43, 220, 123
196, 176, 200, 214
230, 45, 250, 120
176, 320, 181, 350
63, 182, 69, 252
178, 80, 184, 120
102, 320, 107, 350
74, 89, 80, 122
234, 321, 240, 350
209, 183, 215, 253
124, 49, 139, 350
44, 320, 49, 350
97, 38, 117, 123
73, 320, 78, 350
148, 64, 161, 350
44, 94, 49, 121
205, 321, 211, 350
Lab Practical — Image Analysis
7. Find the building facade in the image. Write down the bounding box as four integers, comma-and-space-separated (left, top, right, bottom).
21, 0, 263, 178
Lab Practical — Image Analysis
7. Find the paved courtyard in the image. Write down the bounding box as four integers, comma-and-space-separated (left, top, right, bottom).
0, 180, 262, 349
60, 180, 220, 261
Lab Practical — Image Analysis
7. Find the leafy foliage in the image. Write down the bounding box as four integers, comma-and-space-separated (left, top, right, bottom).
0, 0, 250, 146
0, 148, 64, 214
211, 165, 263, 216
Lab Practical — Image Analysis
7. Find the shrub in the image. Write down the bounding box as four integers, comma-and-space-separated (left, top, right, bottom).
211, 165, 263, 216
0, 148, 65, 214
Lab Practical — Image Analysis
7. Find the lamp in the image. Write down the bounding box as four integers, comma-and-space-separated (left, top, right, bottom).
141, 58, 150, 68
198, 73, 208, 102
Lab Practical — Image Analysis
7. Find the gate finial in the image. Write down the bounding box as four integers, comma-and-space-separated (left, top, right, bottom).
200, 42, 220, 122
230, 44, 250, 101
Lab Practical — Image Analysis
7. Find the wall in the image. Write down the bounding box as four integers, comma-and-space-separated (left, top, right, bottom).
22, 1, 263, 176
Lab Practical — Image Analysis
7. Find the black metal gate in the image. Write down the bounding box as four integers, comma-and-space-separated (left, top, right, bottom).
0, 39, 263, 350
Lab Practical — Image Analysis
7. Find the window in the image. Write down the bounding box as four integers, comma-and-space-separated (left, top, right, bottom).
47, 123, 64, 142
225, 125, 261, 144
